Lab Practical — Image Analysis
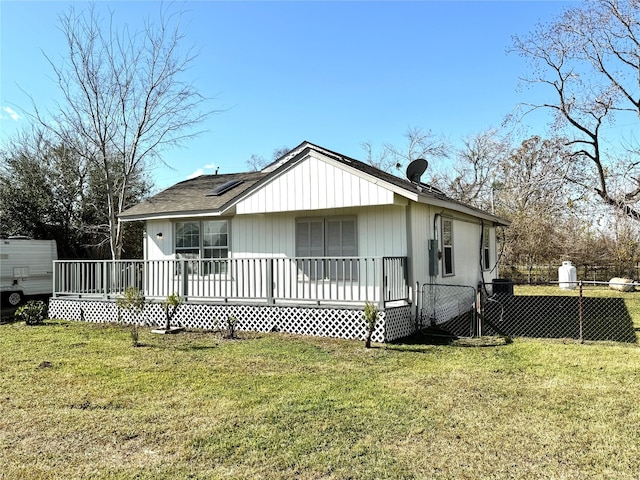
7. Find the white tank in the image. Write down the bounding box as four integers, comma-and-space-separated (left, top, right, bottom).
558, 261, 577, 289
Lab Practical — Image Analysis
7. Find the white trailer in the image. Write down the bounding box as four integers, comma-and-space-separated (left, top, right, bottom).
0, 238, 57, 306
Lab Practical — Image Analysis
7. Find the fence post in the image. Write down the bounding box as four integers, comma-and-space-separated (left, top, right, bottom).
414, 281, 420, 329
476, 286, 482, 338
579, 281, 583, 344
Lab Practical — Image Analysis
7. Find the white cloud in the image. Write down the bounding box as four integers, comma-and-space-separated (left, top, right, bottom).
187, 168, 204, 179
3, 106, 20, 121
187, 163, 219, 179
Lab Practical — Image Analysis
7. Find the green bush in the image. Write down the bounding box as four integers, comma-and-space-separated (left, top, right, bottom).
15, 300, 47, 326
363, 301, 380, 348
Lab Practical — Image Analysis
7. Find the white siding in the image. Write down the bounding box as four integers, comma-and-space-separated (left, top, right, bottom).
232, 206, 406, 258
404, 207, 500, 288
408, 202, 432, 288
451, 218, 481, 288
145, 219, 175, 260
232, 213, 294, 257
236, 152, 395, 214
145, 206, 407, 261
439, 214, 499, 288
145, 204, 500, 289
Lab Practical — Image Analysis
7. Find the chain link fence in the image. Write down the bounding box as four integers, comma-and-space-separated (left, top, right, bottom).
419, 284, 478, 338
482, 281, 640, 343
420, 281, 640, 344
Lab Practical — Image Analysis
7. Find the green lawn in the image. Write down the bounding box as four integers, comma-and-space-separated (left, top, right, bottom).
2, 321, 640, 479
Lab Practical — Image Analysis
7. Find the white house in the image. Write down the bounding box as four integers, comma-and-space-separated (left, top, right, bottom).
49, 141, 510, 342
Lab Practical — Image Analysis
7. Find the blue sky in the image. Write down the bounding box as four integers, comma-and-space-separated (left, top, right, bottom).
1, 1, 575, 190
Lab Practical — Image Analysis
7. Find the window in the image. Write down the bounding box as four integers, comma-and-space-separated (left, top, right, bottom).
442, 218, 454, 276
482, 226, 490, 271
296, 217, 357, 280
175, 222, 200, 258
175, 220, 229, 274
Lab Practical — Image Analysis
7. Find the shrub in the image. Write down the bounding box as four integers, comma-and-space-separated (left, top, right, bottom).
15, 300, 47, 326
363, 301, 380, 348
116, 287, 145, 347
162, 292, 183, 330
215, 315, 239, 339
225, 315, 239, 339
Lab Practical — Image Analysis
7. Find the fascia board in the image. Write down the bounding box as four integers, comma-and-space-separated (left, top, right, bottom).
119, 210, 225, 222
420, 195, 511, 226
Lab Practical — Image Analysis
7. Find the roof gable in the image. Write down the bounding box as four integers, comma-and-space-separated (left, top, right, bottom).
235, 149, 396, 214
119, 141, 510, 226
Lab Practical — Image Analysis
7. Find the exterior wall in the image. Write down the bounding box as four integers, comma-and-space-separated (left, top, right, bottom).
440, 213, 498, 288
235, 151, 396, 214
48, 297, 414, 343
145, 219, 174, 259
407, 202, 432, 295
144, 204, 408, 260
406, 206, 500, 290
449, 215, 482, 288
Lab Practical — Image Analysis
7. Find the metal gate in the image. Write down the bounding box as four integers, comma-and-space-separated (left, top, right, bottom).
420, 283, 478, 337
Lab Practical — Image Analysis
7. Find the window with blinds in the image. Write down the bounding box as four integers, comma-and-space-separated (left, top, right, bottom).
295, 217, 357, 280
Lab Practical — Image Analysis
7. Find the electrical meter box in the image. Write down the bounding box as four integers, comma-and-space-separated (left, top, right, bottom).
428, 239, 439, 276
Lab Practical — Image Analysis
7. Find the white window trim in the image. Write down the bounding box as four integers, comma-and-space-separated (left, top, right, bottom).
482, 227, 491, 271
295, 216, 358, 281
295, 216, 358, 257
442, 217, 454, 277
174, 219, 230, 276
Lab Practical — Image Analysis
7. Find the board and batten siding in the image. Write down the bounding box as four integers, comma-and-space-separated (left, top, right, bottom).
233, 205, 407, 258
142, 205, 499, 291
407, 202, 433, 287
236, 152, 396, 215
145, 219, 174, 260
143, 204, 408, 261
441, 214, 498, 288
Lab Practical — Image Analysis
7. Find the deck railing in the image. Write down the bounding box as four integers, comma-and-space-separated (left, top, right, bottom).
53, 256, 408, 307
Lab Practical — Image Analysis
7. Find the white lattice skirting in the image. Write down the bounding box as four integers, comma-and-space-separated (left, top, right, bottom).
48, 298, 414, 343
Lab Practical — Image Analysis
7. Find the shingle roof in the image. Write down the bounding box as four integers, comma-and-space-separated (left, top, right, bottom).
272, 141, 510, 226
120, 141, 509, 226
119, 171, 267, 220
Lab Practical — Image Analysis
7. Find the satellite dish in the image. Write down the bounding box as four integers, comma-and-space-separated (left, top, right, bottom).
406, 158, 428, 184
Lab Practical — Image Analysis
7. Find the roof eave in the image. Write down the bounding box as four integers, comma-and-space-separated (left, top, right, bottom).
119, 209, 226, 222
416, 194, 510, 226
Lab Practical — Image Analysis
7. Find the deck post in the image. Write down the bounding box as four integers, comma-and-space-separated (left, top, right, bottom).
180, 259, 188, 298
379, 257, 386, 310
102, 261, 108, 299
267, 258, 274, 305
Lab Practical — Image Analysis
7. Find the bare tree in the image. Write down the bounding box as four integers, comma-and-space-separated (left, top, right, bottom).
31, 4, 212, 259
245, 146, 290, 171
495, 136, 584, 279
361, 127, 450, 174
444, 129, 509, 210
512, 0, 640, 220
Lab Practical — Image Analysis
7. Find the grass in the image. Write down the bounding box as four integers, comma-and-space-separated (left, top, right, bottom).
2, 321, 640, 479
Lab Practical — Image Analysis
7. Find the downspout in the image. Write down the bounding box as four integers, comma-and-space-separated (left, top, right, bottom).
431, 213, 441, 282
479, 220, 488, 295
